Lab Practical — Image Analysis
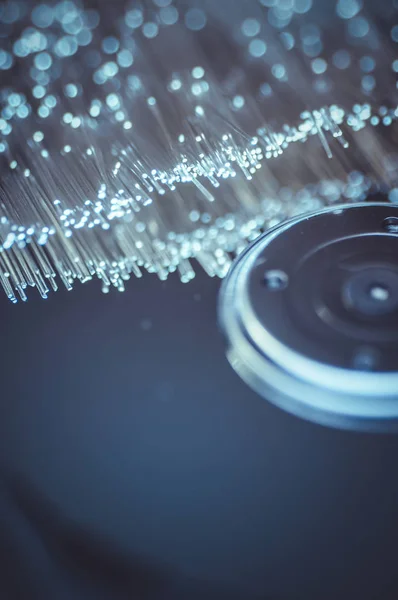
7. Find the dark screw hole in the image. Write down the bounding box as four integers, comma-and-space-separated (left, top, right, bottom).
383, 216, 398, 234
263, 270, 289, 291
352, 347, 378, 372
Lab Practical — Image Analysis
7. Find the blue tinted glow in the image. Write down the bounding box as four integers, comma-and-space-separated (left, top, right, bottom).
241, 18, 261, 37
76, 29, 92, 46
333, 49, 351, 69
249, 39, 267, 57
348, 17, 369, 37
102, 36, 120, 54
159, 6, 178, 25
360, 56, 375, 72
185, 8, 206, 31
142, 22, 159, 38
1, 1, 20, 23
294, 0, 312, 14
31, 4, 54, 28
389, 189, 398, 203
125, 9, 143, 29
34, 52, 52, 71
117, 49, 134, 68
0, 50, 13, 70
336, 0, 362, 19
312, 58, 327, 74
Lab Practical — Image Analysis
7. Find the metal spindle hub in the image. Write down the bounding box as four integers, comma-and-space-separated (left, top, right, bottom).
219, 201, 398, 431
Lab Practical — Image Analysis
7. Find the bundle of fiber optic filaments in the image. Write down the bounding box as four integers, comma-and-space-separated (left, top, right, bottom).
0, 0, 397, 301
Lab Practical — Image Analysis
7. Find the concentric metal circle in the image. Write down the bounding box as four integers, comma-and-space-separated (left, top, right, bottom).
218, 202, 398, 431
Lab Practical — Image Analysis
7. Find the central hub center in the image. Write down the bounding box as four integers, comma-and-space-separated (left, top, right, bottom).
368, 284, 390, 303
342, 267, 398, 317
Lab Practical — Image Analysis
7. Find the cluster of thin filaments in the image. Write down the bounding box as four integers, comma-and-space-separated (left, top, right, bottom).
0, 0, 397, 301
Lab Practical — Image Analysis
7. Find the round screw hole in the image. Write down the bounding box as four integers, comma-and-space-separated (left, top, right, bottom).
263, 269, 289, 291
352, 347, 379, 371
383, 216, 398, 234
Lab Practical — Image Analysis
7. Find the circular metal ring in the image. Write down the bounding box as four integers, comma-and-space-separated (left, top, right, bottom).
218, 202, 398, 432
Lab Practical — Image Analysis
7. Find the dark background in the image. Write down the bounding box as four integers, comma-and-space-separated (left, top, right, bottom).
0, 270, 398, 599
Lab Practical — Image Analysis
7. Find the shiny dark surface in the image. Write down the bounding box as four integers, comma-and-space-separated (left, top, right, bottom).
248, 203, 398, 371
1, 270, 398, 598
